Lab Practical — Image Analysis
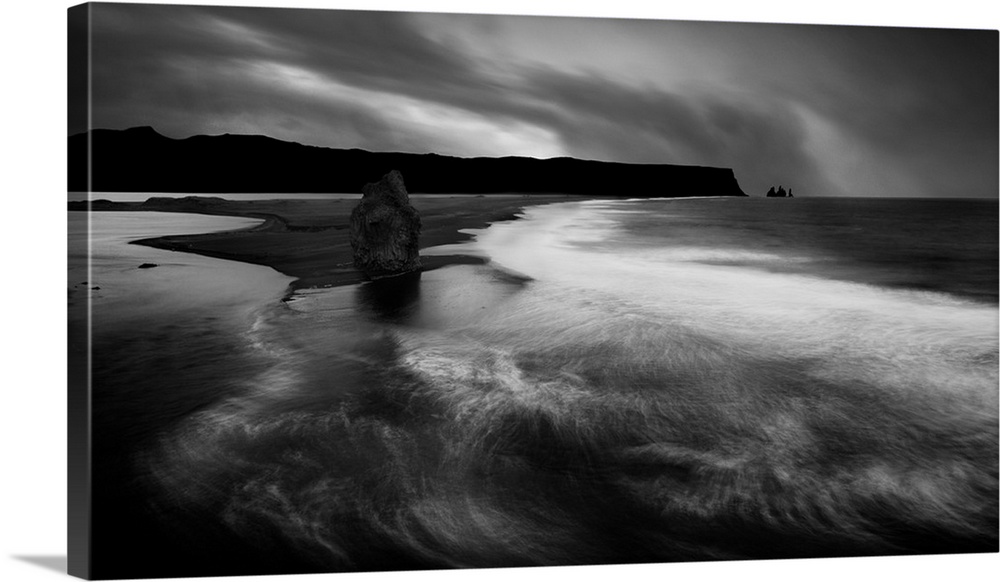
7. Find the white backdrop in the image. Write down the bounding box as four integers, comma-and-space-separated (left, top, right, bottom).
2, 1, 997, 581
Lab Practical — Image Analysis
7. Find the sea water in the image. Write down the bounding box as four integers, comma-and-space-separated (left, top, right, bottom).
83, 198, 998, 578
69, 211, 293, 332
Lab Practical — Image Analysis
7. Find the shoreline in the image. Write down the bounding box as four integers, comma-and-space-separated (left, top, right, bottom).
72, 195, 604, 292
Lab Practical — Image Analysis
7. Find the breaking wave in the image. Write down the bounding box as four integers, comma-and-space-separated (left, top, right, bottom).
143, 199, 998, 570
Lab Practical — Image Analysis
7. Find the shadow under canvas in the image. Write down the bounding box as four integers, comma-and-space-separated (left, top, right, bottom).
12, 555, 68, 575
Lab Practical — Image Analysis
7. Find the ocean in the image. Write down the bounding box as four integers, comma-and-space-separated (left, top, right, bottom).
78, 197, 998, 578
69, 212, 293, 332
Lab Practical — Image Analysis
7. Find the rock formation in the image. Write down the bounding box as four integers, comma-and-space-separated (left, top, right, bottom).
766, 185, 793, 197
349, 170, 422, 280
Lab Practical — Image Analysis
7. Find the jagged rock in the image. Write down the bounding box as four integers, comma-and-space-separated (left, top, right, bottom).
766, 185, 792, 198
349, 170, 421, 280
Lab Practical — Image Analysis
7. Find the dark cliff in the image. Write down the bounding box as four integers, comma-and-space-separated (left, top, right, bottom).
69, 126, 748, 197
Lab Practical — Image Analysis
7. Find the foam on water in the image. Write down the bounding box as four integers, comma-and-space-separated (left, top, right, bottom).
142, 198, 998, 570
474, 201, 997, 395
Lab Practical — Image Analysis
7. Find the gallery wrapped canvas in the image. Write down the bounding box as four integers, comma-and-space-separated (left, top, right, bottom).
68, 2, 998, 580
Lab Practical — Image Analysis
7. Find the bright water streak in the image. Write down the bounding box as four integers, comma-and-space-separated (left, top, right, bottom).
139, 198, 998, 571
474, 200, 998, 402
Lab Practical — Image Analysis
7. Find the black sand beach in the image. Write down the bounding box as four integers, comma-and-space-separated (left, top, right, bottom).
70, 195, 998, 580
71, 194, 596, 290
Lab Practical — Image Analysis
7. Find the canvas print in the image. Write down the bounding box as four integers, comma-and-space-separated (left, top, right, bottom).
67, 2, 998, 579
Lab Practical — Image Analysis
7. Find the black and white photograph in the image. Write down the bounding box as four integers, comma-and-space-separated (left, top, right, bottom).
10, 1, 1000, 581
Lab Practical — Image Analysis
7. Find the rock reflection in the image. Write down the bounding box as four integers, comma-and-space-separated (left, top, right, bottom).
355, 272, 422, 322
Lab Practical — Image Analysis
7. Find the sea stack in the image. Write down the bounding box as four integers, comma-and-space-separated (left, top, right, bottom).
349, 170, 422, 280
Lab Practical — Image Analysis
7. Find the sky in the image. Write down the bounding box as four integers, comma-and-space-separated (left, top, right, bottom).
72, 2, 998, 198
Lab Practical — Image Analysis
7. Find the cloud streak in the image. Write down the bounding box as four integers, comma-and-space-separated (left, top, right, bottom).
79, 4, 997, 198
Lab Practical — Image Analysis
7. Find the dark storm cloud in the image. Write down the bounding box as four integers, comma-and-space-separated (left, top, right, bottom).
84, 5, 473, 132
186, 5, 485, 106
509, 69, 833, 197
83, 4, 546, 153
754, 24, 999, 197
79, 3, 997, 198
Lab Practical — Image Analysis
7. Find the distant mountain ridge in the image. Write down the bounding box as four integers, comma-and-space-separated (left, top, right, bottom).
69, 126, 748, 197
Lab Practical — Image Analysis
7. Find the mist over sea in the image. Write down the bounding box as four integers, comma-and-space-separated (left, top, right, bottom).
81, 198, 998, 578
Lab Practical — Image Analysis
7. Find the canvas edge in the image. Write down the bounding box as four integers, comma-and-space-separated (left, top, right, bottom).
67, 2, 92, 579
